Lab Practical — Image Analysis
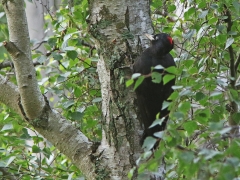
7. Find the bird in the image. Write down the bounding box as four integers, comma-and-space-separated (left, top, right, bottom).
133, 33, 176, 143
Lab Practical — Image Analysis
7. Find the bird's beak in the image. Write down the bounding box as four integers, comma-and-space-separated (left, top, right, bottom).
145, 33, 155, 41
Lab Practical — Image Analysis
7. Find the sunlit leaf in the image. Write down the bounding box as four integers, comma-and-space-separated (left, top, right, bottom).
131, 73, 141, 79
225, 37, 234, 49
1, 123, 13, 131
142, 137, 157, 151
163, 74, 175, 84
152, 72, 162, 83
134, 76, 144, 90
126, 79, 134, 87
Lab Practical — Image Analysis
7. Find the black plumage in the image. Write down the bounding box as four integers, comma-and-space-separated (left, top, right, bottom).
133, 33, 176, 142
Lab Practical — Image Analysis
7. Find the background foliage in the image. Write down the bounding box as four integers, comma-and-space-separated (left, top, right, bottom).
0, 0, 240, 179
132, 0, 240, 179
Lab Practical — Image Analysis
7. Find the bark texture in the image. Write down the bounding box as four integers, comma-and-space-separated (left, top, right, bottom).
3, 0, 45, 120
88, 0, 154, 179
1, 0, 156, 179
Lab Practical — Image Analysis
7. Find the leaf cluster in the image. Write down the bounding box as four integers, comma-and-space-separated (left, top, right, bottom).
129, 0, 240, 179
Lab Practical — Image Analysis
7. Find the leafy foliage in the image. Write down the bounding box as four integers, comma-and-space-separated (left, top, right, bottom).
0, 0, 100, 179
128, 0, 240, 179
1, 0, 240, 179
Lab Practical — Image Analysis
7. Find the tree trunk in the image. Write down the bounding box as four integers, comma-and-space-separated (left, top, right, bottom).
1, 0, 155, 179
88, 0, 154, 179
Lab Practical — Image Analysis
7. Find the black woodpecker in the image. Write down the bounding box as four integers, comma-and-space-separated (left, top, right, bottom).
133, 33, 176, 143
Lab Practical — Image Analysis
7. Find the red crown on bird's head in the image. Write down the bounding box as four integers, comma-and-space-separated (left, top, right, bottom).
167, 36, 173, 45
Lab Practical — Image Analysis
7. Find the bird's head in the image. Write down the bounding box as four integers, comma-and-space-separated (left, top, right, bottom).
145, 33, 174, 55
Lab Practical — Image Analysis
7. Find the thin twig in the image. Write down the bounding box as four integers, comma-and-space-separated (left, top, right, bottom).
234, 54, 240, 72
32, 40, 47, 51
225, 4, 235, 88
0, 61, 41, 70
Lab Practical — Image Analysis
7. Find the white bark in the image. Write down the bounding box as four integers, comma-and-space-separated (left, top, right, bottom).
1, 0, 158, 179
89, 0, 153, 179
2, 1, 97, 179
0, 74, 21, 115
4, 0, 45, 120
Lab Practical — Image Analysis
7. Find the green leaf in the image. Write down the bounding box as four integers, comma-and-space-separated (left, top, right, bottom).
1, 123, 13, 131
126, 79, 134, 87
62, 100, 74, 109
149, 118, 165, 128
52, 53, 63, 61
83, 58, 91, 68
20, 128, 31, 139
74, 87, 82, 97
134, 76, 144, 90
163, 74, 175, 85
188, 67, 198, 74
172, 86, 183, 90
48, 37, 57, 47
152, 72, 162, 83
198, 10, 208, 19
216, 25, 225, 32
198, 2, 206, 9
92, 97, 102, 103
173, 112, 184, 120
233, 1, 240, 13
210, 91, 222, 97
179, 101, 191, 112
184, 7, 195, 20
162, 101, 170, 110
179, 89, 192, 96
183, 29, 196, 40
225, 38, 234, 49
165, 66, 177, 74
37, 55, 47, 63
131, 73, 141, 79
199, 149, 222, 160
57, 75, 67, 83
231, 113, 240, 123
208, 17, 218, 25
197, 26, 210, 40
128, 167, 136, 179
142, 137, 157, 151
32, 145, 41, 153
154, 65, 164, 70
196, 109, 210, 124
179, 151, 195, 163
183, 121, 197, 134
67, 50, 78, 60
153, 131, 164, 138
168, 5, 176, 12
196, 92, 205, 101
5, 156, 16, 167
70, 112, 84, 121
210, 4, 218, 9
227, 31, 237, 35
209, 121, 224, 131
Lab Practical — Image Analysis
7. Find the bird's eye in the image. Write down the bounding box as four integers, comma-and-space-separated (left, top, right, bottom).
155, 36, 159, 40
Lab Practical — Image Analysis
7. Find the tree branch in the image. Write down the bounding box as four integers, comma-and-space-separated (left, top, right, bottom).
0, 74, 21, 115
0, 167, 17, 180
225, 5, 235, 87
235, 54, 240, 72
3, 1, 45, 120
224, 4, 239, 134
0, 60, 41, 70
0, 74, 97, 179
